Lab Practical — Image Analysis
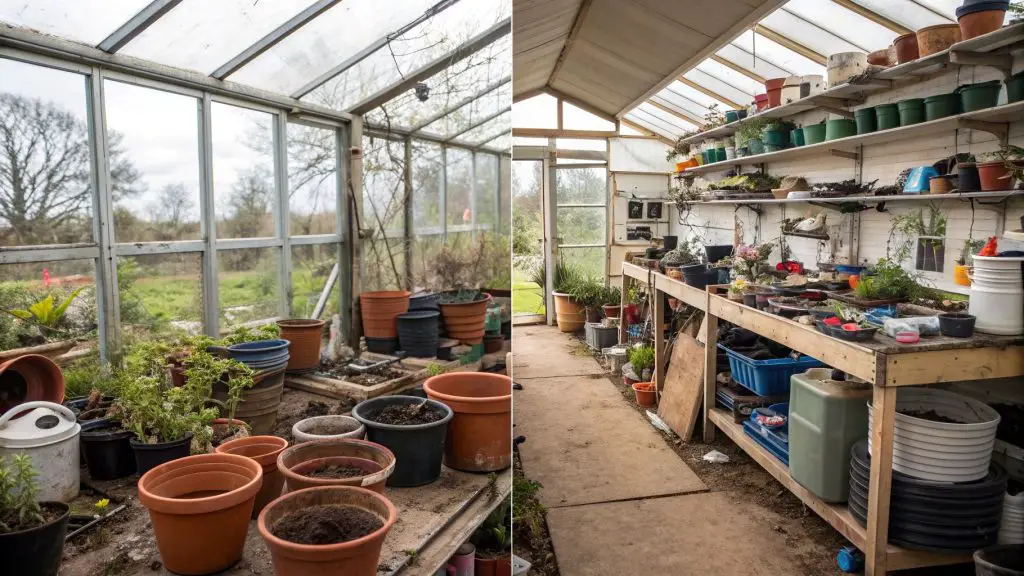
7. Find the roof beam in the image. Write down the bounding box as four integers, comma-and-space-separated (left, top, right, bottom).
348, 17, 511, 115
677, 77, 744, 110
647, 97, 704, 127
543, 87, 617, 125
513, 88, 545, 103
547, 0, 594, 87
291, 0, 463, 99
512, 128, 617, 139
408, 75, 510, 132
212, 0, 342, 80
621, 119, 674, 146
472, 130, 509, 149
98, 0, 182, 53
711, 54, 766, 84
830, 0, 912, 35
444, 106, 511, 142
754, 24, 827, 65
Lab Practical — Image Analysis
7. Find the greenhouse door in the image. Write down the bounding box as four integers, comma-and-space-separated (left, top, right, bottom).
553, 164, 608, 297
512, 152, 548, 325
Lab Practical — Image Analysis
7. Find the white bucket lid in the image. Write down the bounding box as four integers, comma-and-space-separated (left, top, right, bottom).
0, 401, 80, 449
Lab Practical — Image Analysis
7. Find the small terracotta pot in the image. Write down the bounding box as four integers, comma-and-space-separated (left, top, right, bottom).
764, 77, 786, 108
0, 354, 64, 415
632, 382, 656, 407
359, 291, 410, 339
602, 304, 620, 319
257, 486, 397, 576
277, 438, 395, 494
958, 9, 1007, 41
476, 553, 513, 576
916, 24, 961, 57
552, 292, 584, 332
978, 161, 1011, 191
867, 49, 890, 66
276, 319, 325, 371
893, 33, 919, 64
423, 372, 512, 473
215, 435, 288, 518
137, 453, 263, 575
929, 175, 954, 194
439, 292, 492, 344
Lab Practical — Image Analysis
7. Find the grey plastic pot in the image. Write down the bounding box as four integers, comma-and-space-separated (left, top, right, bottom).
291, 415, 365, 444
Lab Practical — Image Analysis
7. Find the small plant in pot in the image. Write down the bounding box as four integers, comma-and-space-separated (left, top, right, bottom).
601, 285, 622, 319
550, 260, 587, 332
472, 503, 512, 576
568, 277, 606, 323
627, 344, 655, 383
0, 454, 71, 576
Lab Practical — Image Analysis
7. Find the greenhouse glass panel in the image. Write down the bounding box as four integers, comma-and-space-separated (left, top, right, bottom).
555, 166, 605, 205
218, 248, 280, 327
412, 141, 443, 233
0, 58, 92, 247
619, 123, 646, 137
557, 208, 603, 245
512, 93, 557, 129
104, 80, 202, 243
475, 153, 498, 228
211, 102, 277, 239
556, 139, 606, 152
451, 111, 510, 146
760, 10, 862, 56
0, 259, 97, 353
848, 0, 956, 29
363, 238, 406, 290
695, 61, 763, 96
287, 122, 338, 236
682, 69, 754, 107
663, 81, 732, 111
415, 80, 511, 138
562, 102, 615, 131
559, 247, 604, 281
483, 134, 511, 153
635, 103, 692, 134
446, 148, 473, 228
118, 254, 203, 341
782, 0, 897, 52
716, 44, 792, 79
914, 0, 966, 18
362, 136, 405, 237
0, 0, 149, 45
652, 91, 709, 120
623, 113, 675, 140
291, 244, 337, 317
729, 31, 824, 76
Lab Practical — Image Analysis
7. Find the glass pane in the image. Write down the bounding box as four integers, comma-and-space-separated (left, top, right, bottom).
556, 139, 606, 152
212, 102, 277, 239
623, 113, 675, 140
0, 259, 96, 352
558, 247, 605, 281
512, 160, 542, 315
118, 253, 202, 342
219, 247, 279, 327
716, 43, 793, 79
412, 231, 508, 289
294, 0, 511, 108
732, 31, 825, 77
556, 167, 605, 205
362, 136, 405, 237
363, 238, 406, 291
291, 244, 337, 318
484, 133, 511, 153
412, 140, 443, 233
513, 136, 547, 146
499, 155, 510, 234
665, 81, 733, 110
0, 0, 151, 45
635, 104, 689, 135
512, 93, 557, 129
783, 0, 898, 52
760, 10, 862, 57
651, 91, 707, 121
557, 207, 604, 245
105, 80, 201, 243
452, 111, 510, 146
288, 122, 337, 236
619, 122, 645, 136
0, 59, 92, 247
694, 61, 763, 96
120, 0, 311, 75
475, 153, 498, 228
446, 148, 472, 228
563, 102, 615, 131
683, 68, 755, 106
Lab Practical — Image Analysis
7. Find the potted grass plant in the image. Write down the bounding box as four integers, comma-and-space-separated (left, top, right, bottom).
0, 455, 71, 576
551, 260, 586, 332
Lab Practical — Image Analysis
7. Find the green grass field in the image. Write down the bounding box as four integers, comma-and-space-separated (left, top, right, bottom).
513, 268, 544, 316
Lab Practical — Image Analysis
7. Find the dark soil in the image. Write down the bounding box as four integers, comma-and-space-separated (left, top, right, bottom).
899, 409, 961, 424
303, 401, 330, 418
0, 502, 65, 532
271, 505, 382, 545
304, 421, 354, 436
368, 403, 445, 425
303, 464, 368, 479
210, 423, 245, 446
319, 360, 407, 386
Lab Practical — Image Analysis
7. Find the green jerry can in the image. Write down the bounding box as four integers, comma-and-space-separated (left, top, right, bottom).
788, 368, 872, 503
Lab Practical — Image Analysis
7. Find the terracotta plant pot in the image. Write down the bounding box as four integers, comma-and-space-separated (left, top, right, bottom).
439, 292, 492, 345
210, 418, 250, 451
137, 453, 263, 575
916, 24, 961, 57
216, 435, 288, 518
257, 486, 397, 576
867, 49, 890, 66
0, 354, 64, 415
552, 292, 584, 332
276, 319, 325, 371
602, 304, 620, 319
958, 8, 1007, 41
423, 372, 512, 473
277, 438, 395, 493
475, 553, 513, 576
632, 382, 656, 407
978, 161, 1011, 191
359, 291, 410, 339
764, 77, 786, 108
893, 33, 920, 64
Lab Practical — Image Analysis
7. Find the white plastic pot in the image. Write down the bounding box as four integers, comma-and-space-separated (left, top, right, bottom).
0, 401, 80, 502
867, 388, 1000, 483
292, 415, 365, 443
781, 76, 802, 104
827, 52, 868, 87
800, 75, 825, 97
725, 146, 736, 160
969, 254, 1024, 335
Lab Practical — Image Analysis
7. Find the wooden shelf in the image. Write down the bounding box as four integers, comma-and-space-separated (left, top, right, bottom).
622, 262, 708, 311
684, 191, 1024, 206
707, 409, 971, 572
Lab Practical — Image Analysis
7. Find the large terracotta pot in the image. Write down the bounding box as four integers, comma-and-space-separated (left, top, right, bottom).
551, 292, 584, 332
0, 354, 64, 415
958, 8, 1007, 41
277, 438, 395, 493
423, 372, 512, 473
137, 453, 262, 575
916, 24, 961, 57
215, 435, 288, 518
893, 33, 920, 64
439, 292, 492, 345
977, 161, 1012, 191
764, 77, 786, 108
359, 291, 410, 339
276, 319, 325, 371
257, 486, 397, 576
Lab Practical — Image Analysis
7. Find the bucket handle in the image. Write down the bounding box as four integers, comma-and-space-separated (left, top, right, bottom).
0, 401, 75, 428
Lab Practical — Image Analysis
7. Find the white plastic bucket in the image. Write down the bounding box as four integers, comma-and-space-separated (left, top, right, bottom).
0, 401, 80, 502
969, 254, 1024, 335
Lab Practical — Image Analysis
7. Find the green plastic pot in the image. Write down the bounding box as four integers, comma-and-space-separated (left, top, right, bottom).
825, 119, 856, 141
803, 124, 827, 145
791, 128, 805, 147
958, 80, 1002, 112
761, 128, 790, 147
1008, 71, 1024, 104
715, 147, 727, 162
747, 138, 765, 155
854, 107, 876, 135
898, 99, 925, 126
875, 104, 900, 130
701, 150, 711, 164
924, 93, 959, 121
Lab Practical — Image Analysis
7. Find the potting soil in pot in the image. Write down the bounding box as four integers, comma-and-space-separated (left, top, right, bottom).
302, 464, 370, 479
272, 505, 383, 545
368, 403, 445, 425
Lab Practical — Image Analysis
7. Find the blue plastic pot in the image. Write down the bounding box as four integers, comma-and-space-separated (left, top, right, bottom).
227, 339, 291, 368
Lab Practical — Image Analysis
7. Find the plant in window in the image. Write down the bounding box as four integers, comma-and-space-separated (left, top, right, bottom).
889, 206, 947, 271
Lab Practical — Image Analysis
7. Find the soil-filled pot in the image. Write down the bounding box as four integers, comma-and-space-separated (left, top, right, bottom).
958, 3, 1009, 41
551, 292, 584, 332
424, 372, 512, 473
978, 161, 1012, 191
803, 123, 827, 145
898, 99, 925, 126
80, 422, 136, 480
924, 93, 959, 120
0, 501, 70, 576
396, 310, 440, 357
875, 104, 900, 130
957, 162, 982, 191
602, 304, 621, 319
959, 80, 1002, 112
894, 33, 920, 63
917, 24, 961, 57
276, 319, 325, 371
277, 438, 395, 494
974, 544, 1024, 576
216, 435, 288, 518
293, 415, 365, 443
0, 354, 64, 415
632, 382, 656, 407
825, 119, 856, 141
938, 313, 976, 337
439, 292, 492, 344
257, 486, 397, 576
1007, 71, 1024, 104
854, 107, 876, 134
131, 432, 193, 476
213, 366, 285, 435
138, 452, 263, 575
360, 291, 411, 339
352, 396, 453, 487
210, 418, 250, 450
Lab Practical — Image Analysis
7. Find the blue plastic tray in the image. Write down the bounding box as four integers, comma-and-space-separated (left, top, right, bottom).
743, 403, 790, 465
719, 344, 824, 396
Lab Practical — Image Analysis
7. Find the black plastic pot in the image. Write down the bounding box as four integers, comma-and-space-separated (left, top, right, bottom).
705, 245, 734, 263
682, 265, 717, 289
396, 310, 440, 358
662, 235, 678, 250
0, 502, 70, 576
939, 313, 976, 337
130, 432, 193, 476
351, 395, 453, 487
975, 545, 1024, 576
365, 337, 398, 354
956, 163, 982, 192
409, 292, 441, 312
81, 422, 137, 480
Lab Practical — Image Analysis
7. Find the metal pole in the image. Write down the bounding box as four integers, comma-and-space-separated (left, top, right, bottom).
275, 113, 292, 318
337, 124, 353, 341
199, 94, 220, 337
86, 69, 119, 359
404, 137, 414, 289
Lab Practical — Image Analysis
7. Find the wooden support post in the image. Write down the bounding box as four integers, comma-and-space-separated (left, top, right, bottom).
702, 290, 719, 443
653, 277, 664, 397
865, 383, 897, 576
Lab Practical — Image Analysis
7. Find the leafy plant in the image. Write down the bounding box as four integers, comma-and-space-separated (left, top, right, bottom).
602, 285, 622, 306
957, 239, 986, 266
552, 260, 585, 294
854, 259, 920, 301
0, 454, 45, 533
736, 117, 770, 147
732, 242, 775, 280
666, 130, 697, 161
763, 120, 796, 134
627, 344, 655, 373
427, 362, 447, 376
512, 476, 544, 538
221, 323, 281, 346
889, 205, 947, 264
8, 287, 84, 330
568, 277, 605, 310
703, 104, 726, 129
439, 289, 484, 305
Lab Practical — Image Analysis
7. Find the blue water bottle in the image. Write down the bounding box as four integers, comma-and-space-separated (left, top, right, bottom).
837, 545, 864, 573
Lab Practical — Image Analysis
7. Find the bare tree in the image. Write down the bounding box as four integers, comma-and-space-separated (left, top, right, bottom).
224, 167, 273, 239
0, 93, 142, 245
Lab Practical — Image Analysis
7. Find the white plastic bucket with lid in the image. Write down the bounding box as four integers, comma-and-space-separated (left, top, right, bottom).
969, 254, 1024, 335
0, 401, 81, 502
